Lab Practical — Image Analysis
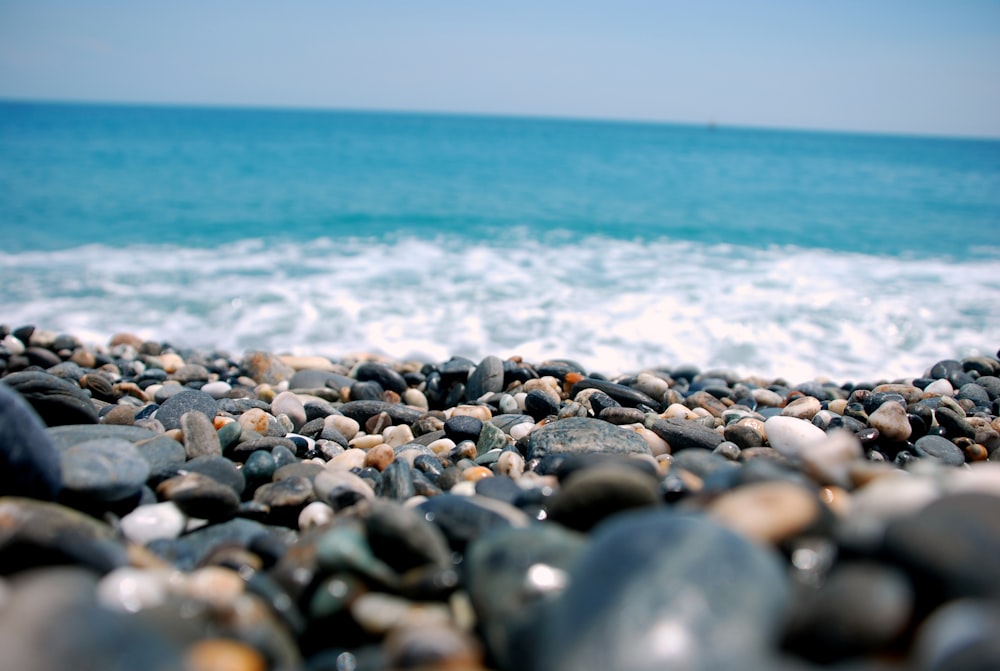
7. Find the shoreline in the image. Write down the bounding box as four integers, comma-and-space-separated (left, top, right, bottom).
2, 324, 1000, 670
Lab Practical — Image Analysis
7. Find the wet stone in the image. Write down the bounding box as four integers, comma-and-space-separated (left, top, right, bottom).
134, 434, 187, 484
546, 464, 661, 532
254, 476, 316, 525
418, 494, 530, 552
381, 458, 416, 501
155, 389, 218, 431
570, 377, 659, 409
524, 389, 560, 421
180, 409, 222, 459
0, 383, 63, 500
364, 499, 453, 573
527, 416, 651, 460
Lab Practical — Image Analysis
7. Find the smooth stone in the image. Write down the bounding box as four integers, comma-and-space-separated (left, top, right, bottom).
546, 464, 661, 532
200, 380, 232, 399
443, 415, 484, 443
645, 417, 725, 452
242, 449, 276, 488
270, 391, 307, 431
155, 389, 218, 431
314, 524, 396, 585
913, 599, 1000, 671
883, 492, 1000, 599
240, 350, 295, 385
531, 510, 790, 671
60, 438, 150, 503
314, 469, 376, 510
101, 404, 136, 425
289, 368, 353, 391
780, 396, 822, 420
708, 481, 820, 544
96, 565, 173, 613
763, 416, 826, 458
180, 410, 222, 459
179, 517, 295, 568
253, 476, 316, 525
570, 378, 659, 409
784, 562, 913, 662
524, 389, 560, 421
156, 472, 240, 520
0, 383, 62, 500
465, 524, 587, 671
354, 361, 408, 394
465, 355, 505, 401
134, 434, 187, 484
935, 407, 977, 440
364, 499, 454, 572
182, 454, 246, 496
670, 449, 740, 479
914, 434, 966, 466
924, 378, 954, 396
724, 420, 766, 450
381, 459, 416, 501
186, 639, 268, 671
338, 400, 423, 427
119, 501, 187, 545
526, 417, 651, 460
298, 500, 335, 530
0, 497, 129, 573
975, 375, 1000, 400
417, 494, 530, 552
1, 370, 99, 425
868, 401, 912, 442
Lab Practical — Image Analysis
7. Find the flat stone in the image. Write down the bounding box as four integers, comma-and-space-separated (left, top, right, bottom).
155, 389, 218, 431
60, 438, 150, 503
314, 469, 376, 510
134, 434, 187, 483
253, 476, 316, 525
527, 417, 651, 460
645, 417, 725, 452
443, 415, 483, 443
914, 435, 966, 466
571, 378, 659, 409
1, 371, 98, 426
0, 383, 62, 500
780, 396, 822, 420
270, 390, 307, 431
530, 510, 790, 671
338, 400, 424, 427
182, 454, 246, 495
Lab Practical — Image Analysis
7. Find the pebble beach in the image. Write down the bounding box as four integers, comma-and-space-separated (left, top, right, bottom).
2, 324, 1000, 671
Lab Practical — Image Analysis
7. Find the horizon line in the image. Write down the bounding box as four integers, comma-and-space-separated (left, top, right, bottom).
3, 95, 999, 143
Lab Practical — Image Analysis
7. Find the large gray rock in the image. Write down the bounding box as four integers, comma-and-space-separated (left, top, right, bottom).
526, 417, 651, 460
646, 417, 725, 451
1, 371, 98, 426
529, 510, 790, 671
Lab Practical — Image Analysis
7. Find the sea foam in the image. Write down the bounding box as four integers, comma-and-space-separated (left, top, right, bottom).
2, 234, 997, 384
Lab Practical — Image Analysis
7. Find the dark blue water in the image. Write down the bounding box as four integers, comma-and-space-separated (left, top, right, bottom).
2, 101, 998, 257
2, 100, 998, 381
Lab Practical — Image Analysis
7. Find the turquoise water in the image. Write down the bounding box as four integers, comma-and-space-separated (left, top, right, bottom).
1, 101, 999, 380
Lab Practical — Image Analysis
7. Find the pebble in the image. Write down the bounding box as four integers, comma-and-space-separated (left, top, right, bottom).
2, 330, 999, 671
527, 416, 652, 460
155, 389, 218, 431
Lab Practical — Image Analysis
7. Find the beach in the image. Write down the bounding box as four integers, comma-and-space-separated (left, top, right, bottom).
2, 324, 999, 670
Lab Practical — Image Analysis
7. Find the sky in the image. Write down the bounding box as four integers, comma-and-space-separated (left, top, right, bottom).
1, 1, 999, 138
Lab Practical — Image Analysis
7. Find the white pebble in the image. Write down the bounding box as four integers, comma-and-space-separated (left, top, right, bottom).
923, 378, 954, 396
96, 567, 173, 613
299, 501, 336, 529
763, 416, 827, 458
200, 380, 232, 399
119, 502, 186, 545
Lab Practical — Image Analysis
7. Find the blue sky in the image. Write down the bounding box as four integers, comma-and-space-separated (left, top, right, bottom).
1, 1, 998, 137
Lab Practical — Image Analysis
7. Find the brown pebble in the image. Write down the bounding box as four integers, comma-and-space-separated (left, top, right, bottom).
101, 404, 135, 426
463, 466, 494, 482
109, 332, 144, 349
185, 639, 266, 671
366, 411, 393, 435
709, 481, 820, 544
69, 348, 96, 368
964, 443, 989, 462
364, 443, 396, 471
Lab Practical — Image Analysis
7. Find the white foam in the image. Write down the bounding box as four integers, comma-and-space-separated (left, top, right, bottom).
2, 235, 997, 383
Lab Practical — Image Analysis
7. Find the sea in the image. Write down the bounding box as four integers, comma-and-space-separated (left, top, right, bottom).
2, 100, 999, 384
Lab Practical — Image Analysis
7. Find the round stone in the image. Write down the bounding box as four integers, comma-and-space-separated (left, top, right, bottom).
0, 382, 62, 500
155, 390, 218, 432
869, 401, 912, 442
60, 438, 150, 502
763, 416, 826, 457
708, 481, 821, 544
914, 435, 966, 466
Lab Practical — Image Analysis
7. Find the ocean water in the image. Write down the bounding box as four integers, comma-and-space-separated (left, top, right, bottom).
2, 101, 999, 382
